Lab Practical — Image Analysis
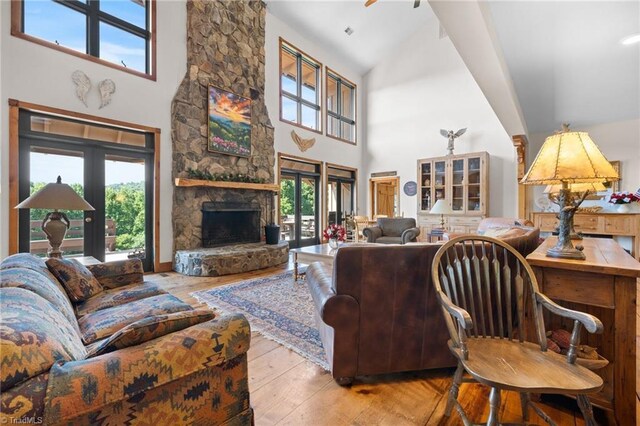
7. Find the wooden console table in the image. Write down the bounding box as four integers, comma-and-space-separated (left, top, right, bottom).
527, 237, 640, 424
531, 212, 640, 260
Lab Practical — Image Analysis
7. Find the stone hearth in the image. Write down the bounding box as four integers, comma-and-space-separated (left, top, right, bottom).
174, 242, 289, 277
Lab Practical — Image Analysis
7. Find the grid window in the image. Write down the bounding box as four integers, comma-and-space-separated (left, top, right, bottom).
326, 69, 356, 144
18, 0, 152, 75
279, 39, 322, 132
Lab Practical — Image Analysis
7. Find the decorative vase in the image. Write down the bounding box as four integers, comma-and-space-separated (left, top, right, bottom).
328, 238, 340, 249
617, 204, 631, 213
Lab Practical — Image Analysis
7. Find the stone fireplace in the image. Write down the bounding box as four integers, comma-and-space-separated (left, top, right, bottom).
170, 0, 287, 276
172, 0, 274, 250
201, 201, 261, 247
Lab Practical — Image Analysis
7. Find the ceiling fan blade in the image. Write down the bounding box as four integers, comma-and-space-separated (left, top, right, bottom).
414, 0, 420, 7
365, 0, 378, 7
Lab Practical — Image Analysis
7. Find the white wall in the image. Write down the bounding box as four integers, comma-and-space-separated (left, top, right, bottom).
0, 0, 186, 262
265, 11, 367, 215
364, 17, 518, 219
529, 118, 640, 213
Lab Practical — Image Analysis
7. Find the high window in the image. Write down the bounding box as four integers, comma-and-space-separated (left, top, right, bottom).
326, 69, 356, 144
13, 0, 155, 78
279, 38, 322, 132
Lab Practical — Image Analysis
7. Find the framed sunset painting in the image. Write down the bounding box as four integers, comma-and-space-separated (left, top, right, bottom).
208, 86, 251, 157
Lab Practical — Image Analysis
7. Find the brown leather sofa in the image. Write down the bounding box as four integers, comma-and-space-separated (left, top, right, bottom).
306, 227, 540, 385
306, 243, 455, 385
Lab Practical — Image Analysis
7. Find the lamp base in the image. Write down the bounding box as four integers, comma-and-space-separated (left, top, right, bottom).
546, 245, 586, 260
42, 211, 70, 259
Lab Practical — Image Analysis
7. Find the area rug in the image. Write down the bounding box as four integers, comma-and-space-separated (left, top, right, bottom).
191, 268, 329, 371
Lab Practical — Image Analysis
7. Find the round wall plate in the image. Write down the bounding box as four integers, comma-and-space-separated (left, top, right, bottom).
403, 181, 417, 196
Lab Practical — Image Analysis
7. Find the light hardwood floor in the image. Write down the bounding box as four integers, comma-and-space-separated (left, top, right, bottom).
150, 259, 636, 426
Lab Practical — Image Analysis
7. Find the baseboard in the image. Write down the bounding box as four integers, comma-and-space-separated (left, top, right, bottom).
155, 261, 173, 273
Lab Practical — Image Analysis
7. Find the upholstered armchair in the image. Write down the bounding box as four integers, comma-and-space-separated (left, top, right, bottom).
362, 217, 420, 244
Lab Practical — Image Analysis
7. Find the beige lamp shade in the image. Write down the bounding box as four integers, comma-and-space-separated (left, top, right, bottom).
521, 129, 619, 185
15, 176, 94, 211
430, 199, 453, 215
544, 182, 607, 194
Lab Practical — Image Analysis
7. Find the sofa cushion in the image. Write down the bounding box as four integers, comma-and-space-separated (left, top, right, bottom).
78, 294, 193, 344
86, 259, 144, 289
0, 267, 78, 329
46, 258, 103, 302
87, 309, 216, 357
0, 372, 48, 421
75, 280, 166, 317
375, 236, 402, 244
1, 253, 60, 283
0, 288, 86, 391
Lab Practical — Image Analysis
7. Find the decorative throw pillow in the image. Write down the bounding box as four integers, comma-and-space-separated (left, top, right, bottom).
46, 258, 103, 302
86, 309, 216, 357
479, 227, 513, 238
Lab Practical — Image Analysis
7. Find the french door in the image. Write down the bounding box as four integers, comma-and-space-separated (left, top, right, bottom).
17, 111, 155, 271
280, 165, 320, 249
327, 167, 355, 227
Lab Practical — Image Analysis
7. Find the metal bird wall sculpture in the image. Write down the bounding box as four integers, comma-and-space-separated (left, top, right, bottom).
440, 128, 467, 156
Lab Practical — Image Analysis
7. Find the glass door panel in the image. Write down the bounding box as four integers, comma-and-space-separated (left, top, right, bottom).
300, 177, 317, 242
467, 156, 482, 212
434, 160, 446, 202
328, 180, 338, 226
280, 175, 297, 243
452, 159, 464, 212
27, 147, 86, 257
420, 162, 432, 211
341, 182, 353, 220
104, 154, 147, 262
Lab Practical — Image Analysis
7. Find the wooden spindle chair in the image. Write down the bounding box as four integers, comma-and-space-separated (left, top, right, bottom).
432, 236, 604, 426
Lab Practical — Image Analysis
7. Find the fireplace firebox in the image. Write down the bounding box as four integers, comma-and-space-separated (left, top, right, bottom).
201, 202, 261, 247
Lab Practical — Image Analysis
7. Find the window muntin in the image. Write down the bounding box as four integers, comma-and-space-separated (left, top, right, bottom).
326, 69, 356, 144
19, 0, 152, 75
279, 39, 322, 132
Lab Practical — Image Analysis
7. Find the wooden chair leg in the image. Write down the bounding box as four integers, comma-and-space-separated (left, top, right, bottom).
487, 387, 501, 426
445, 362, 464, 417
576, 394, 597, 426
519, 392, 530, 421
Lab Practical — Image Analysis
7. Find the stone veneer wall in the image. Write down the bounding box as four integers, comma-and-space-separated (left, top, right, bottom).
172, 0, 275, 251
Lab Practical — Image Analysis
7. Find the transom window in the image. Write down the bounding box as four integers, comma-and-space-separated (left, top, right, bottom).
327, 69, 357, 144
15, 0, 153, 77
279, 39, 322, 132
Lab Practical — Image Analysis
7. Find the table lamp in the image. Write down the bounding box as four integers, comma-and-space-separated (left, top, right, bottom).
15, 176, 95, 258
521, 124, 618, 259
544, 182, 607, 240
430, 199, 453, 230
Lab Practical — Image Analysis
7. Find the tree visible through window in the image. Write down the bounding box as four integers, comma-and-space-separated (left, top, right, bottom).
20, 0, 151, 74
280, 39, 322, 132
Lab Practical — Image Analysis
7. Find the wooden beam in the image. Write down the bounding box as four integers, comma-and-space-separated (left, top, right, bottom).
512, 134, 530, 220
174, 178, 280, 192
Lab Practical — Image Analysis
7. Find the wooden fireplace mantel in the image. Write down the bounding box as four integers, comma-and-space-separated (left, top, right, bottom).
174, 178, 279, 192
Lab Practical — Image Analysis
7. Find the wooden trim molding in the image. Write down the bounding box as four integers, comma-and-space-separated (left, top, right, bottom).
7, 100, 162, 270
155, 262, 173, 273
512, 134, 530, 220
8, 103, 20, 254
10, 0, 157, 81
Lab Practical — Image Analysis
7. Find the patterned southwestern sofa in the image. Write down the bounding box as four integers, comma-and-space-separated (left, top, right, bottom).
0, 253, 253, 425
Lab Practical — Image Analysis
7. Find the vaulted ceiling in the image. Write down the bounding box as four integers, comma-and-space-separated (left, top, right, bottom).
266, 0, 435, 75
487, 1, 640, 134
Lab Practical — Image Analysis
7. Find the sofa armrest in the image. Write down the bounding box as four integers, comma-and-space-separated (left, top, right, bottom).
401, 227, 420, 244
86, 259, 144, 289
362, 226, 382, 243
43, 314, 251, 423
